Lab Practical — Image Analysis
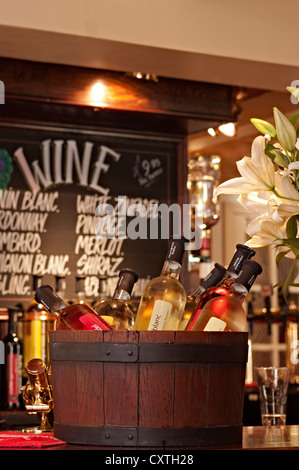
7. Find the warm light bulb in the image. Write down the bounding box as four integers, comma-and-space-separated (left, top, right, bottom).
207, 127, 217, 137
90, 81, 106, 106
218, 122, 236, 137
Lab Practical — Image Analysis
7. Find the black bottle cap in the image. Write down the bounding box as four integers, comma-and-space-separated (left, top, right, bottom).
236, 260, 263, 292
35, 285, 66, 312
200, 263, 226, 290
166, 237, 187, 264
227, 244, 256, 275
117, 268, 138, 295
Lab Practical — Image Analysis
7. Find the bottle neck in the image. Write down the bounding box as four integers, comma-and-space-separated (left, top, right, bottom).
190, 285, 205, 297
218, 271, 238, 288
113, 288, 131, 301
161, 260, 182, 279
8, 312, 18, 335
229, 283, 249, 303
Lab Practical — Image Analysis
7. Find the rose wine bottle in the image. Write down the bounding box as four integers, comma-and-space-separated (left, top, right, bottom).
134, 238, 187, 331
34, 285, 113, 331
93, 268, 138, 330
185, 244, 255, 330
179, 263, 226, 330
191, 259, 262, 332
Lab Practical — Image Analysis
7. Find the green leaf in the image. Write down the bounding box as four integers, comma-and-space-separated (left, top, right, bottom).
286, 215, 298, 239
250, 118, 277, 138
282, 258, 297, 299
269, 148, 290, 168
289, 113, 299, 127
275, 249, 291, 266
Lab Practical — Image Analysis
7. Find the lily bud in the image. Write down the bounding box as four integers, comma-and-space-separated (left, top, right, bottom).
273, 107, 297, 152
250, 118, 276, 138
287, 86, 299, 102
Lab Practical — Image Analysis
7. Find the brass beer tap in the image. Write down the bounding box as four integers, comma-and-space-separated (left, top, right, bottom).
21, 358, 54, 433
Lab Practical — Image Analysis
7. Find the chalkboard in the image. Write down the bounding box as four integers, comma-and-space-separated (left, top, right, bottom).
0, 124, 184, 307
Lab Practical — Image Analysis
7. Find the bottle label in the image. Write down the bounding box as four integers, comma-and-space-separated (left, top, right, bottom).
79, 313, 109, 330
204, 317, 226, 331
148, 300, 172, 331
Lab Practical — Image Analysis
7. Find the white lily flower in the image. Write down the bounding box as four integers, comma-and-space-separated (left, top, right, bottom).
245, 218, 285, 248
215, 136, 275, 198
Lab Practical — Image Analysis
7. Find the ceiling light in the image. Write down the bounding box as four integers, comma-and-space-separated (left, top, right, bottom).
207, 127, 217, 137
218, 122, 236, 137
90, 81, 107, 106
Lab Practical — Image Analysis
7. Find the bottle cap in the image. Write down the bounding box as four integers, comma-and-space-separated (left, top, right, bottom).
236, 260, 263, 292
35, 285, 66, 313
227, 244, 256, 275
200, 263, 226, 289
117, 268, 138, 295
165, 237, 187, 264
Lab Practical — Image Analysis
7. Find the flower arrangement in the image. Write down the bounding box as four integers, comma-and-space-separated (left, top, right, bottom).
215, 87, 299, 297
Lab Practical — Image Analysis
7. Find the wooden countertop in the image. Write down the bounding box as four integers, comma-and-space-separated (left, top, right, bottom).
1, 426, 298, 451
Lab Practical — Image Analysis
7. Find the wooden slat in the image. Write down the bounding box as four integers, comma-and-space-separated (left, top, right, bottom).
103, 330, 138, 426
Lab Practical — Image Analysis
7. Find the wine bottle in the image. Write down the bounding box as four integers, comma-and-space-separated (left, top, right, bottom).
0, 309, 23, 410
187, 244, 255, 329
34, 285, 113, 331
191, 260, 262, 332
182, 263, 226, 330
93, 268, 138, 330
23, 275, 54, 377
134, 238, 187, 331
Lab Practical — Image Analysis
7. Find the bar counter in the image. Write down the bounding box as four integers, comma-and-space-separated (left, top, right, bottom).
1, 425, 299, 450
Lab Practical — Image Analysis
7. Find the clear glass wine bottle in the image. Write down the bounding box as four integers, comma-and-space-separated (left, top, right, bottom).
134, 238, 187, 331
93, 268, 138, 330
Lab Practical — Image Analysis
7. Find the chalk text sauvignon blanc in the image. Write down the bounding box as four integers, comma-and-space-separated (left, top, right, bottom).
134, 238, 186, 331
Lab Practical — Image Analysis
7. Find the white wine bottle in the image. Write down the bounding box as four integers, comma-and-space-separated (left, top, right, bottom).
134, 238, 187, 331
93, 268, 138, 330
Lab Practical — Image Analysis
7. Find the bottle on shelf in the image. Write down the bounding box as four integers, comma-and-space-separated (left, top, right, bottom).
180, 263, 226, 330
92, 276, 108, 310
134, 237, 187, 331
23, 275, 54, 376
190, 259, 263, 332
0, 309, 23, 410
34, 285, 113, 331
55, 275, 66, 300
75, 276, 90, 305
93, 268, 138, 330
186, 244, 255, 330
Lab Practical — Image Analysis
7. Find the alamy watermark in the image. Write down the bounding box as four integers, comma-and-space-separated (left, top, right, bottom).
95, 196, 202, 250
0, 81, 4, 104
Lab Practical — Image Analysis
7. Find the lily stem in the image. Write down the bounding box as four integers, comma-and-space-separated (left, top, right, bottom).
272, 188, 299, 203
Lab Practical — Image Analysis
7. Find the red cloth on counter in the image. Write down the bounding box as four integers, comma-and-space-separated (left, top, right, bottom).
0, 431, 66, 448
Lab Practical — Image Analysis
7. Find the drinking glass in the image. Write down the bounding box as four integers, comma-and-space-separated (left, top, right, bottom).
256, 367, 290, 426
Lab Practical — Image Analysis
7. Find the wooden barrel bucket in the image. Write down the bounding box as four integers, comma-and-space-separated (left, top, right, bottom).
49, 330, 248, 447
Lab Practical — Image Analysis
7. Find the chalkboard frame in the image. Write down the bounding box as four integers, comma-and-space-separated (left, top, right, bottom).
0, 113, 188, 308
